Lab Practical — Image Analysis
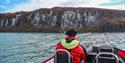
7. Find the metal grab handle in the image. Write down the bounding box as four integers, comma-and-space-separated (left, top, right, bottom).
55, 49, 71, 63
96, 52, 119, 63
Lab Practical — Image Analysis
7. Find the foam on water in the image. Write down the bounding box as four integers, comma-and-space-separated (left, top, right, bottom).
0, 33, 125, 63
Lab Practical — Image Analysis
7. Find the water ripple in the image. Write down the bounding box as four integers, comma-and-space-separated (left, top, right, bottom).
0, 33, 125, 63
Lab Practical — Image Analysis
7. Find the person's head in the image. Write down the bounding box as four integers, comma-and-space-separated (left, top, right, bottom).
64, 29, 77, 43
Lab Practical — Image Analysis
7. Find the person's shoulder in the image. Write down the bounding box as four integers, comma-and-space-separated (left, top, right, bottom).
56, 42, 61, 46
56, 42, 62, 50
74, 45, 82, 49
76, 45, 86, 51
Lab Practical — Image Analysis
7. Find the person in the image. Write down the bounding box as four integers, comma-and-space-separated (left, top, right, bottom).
56, 29, 86, 63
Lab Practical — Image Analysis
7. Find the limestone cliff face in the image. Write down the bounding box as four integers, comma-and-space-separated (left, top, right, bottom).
0, 7, 125, 32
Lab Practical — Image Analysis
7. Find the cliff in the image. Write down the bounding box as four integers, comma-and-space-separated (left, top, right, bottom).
0, 7, 125, 32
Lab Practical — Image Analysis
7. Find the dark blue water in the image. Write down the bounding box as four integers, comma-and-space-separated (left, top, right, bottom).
0, 33, 125, 63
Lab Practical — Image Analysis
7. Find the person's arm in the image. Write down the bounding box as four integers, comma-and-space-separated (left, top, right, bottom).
81, 50, 86, 62
79, 45, 86, 62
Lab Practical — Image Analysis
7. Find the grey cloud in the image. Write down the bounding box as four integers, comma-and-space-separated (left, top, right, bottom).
60, 0, 89, 6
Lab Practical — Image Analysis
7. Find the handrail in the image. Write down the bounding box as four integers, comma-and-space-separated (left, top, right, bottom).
55, 49, 71, 63
96, 52, 119, 63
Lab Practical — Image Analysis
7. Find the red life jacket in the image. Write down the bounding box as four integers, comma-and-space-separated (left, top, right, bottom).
56, 43, 86, 63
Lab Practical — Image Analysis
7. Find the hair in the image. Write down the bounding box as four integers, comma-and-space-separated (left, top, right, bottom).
65, 29, 77, 36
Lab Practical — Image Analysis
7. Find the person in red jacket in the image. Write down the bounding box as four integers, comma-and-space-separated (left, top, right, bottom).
56, 29, 86, 63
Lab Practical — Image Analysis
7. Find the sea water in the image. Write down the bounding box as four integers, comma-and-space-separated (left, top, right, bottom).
0, 33, 125, 63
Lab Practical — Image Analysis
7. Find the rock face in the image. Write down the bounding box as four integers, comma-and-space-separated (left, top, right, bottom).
0, 7, 125, 32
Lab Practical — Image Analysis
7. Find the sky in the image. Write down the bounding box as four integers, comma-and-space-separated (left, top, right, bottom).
0, 0, 125, 13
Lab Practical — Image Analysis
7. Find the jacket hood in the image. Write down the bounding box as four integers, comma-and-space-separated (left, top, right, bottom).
61, 39, 79, 49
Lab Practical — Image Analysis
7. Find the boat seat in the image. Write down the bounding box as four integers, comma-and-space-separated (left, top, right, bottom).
96, 52, 119, 63
54, 49, 73, 63
99, 45, 114, 53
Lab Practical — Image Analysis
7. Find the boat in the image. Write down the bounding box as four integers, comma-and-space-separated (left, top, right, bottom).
43, 45, 125, 63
